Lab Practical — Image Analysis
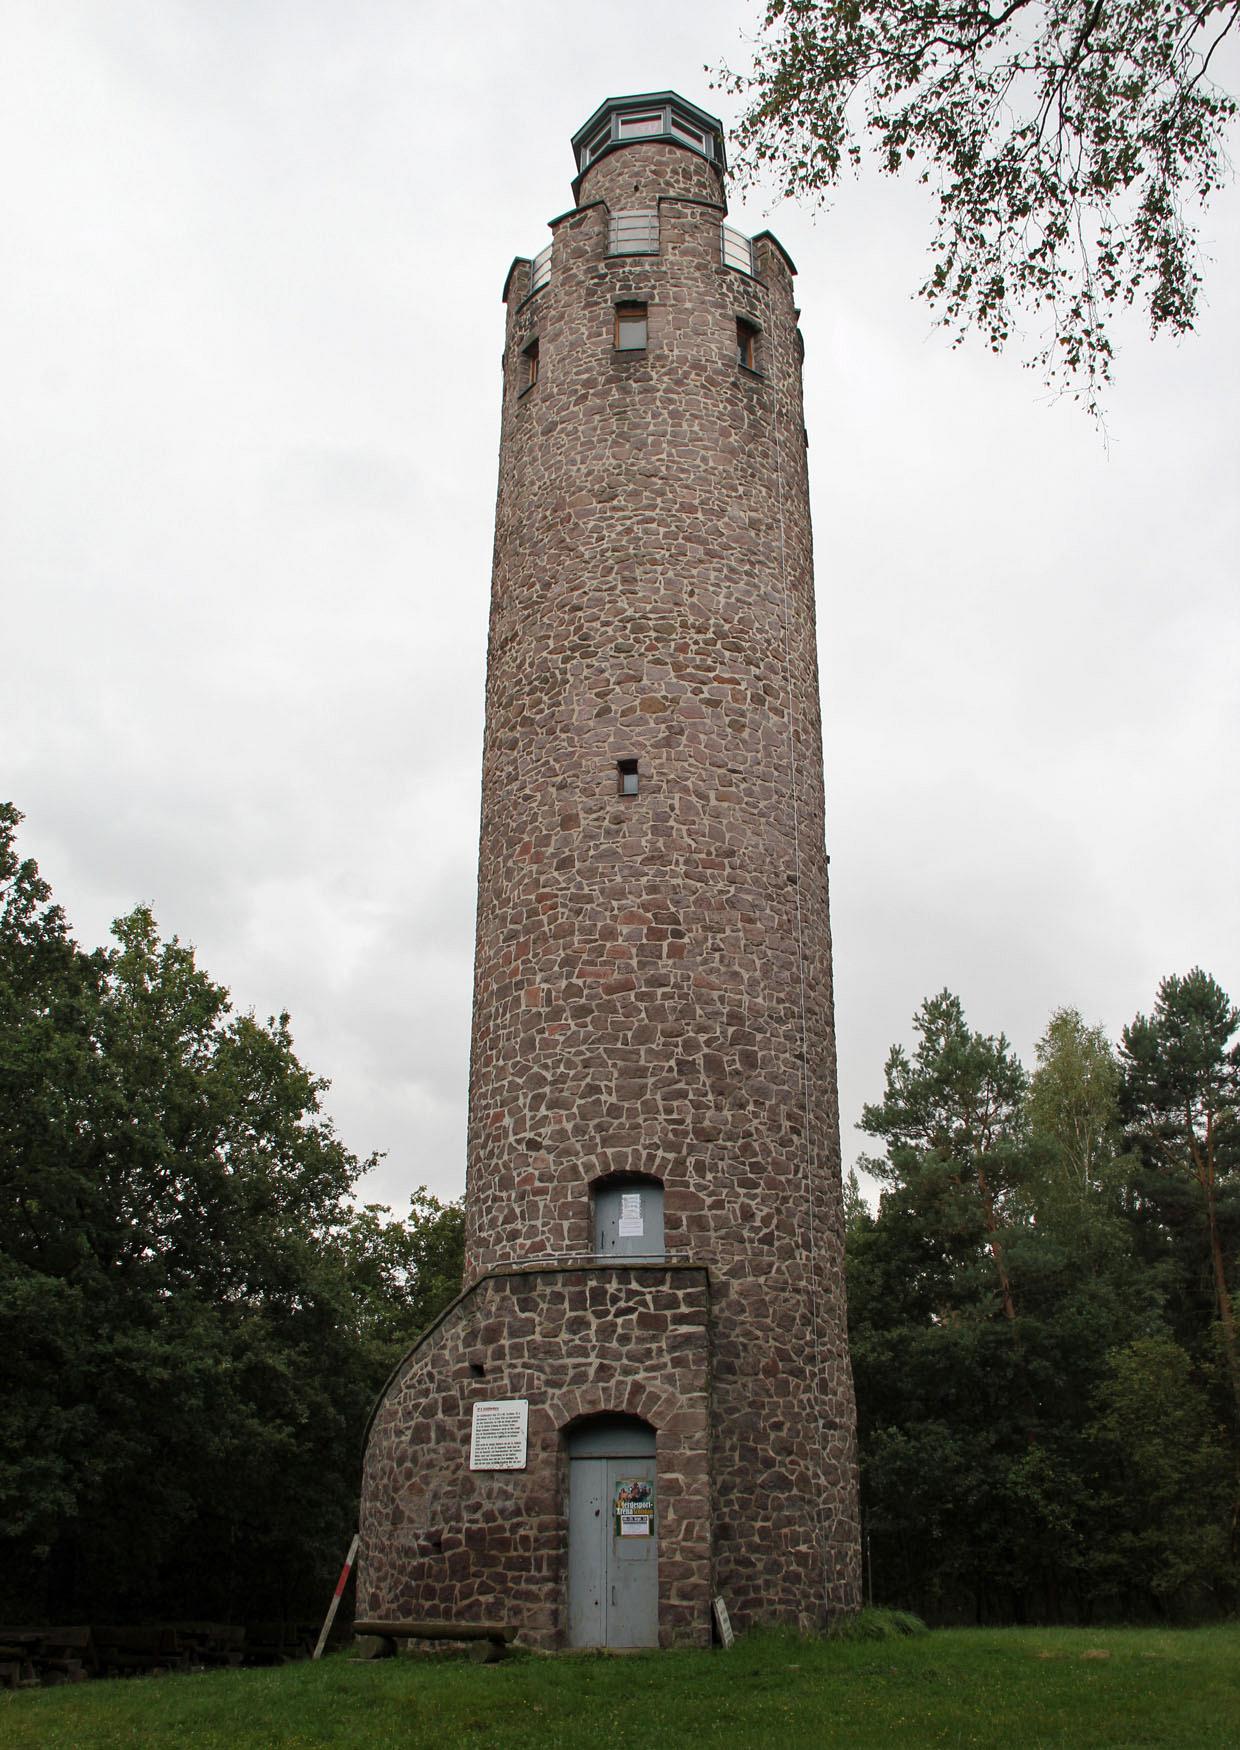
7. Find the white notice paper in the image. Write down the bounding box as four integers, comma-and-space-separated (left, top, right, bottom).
469, 1399, 529, 1471
619, 1514, 651, 1537
618, 1191, 644, 1238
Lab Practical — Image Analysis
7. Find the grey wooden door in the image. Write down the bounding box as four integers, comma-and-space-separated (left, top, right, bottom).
605, 1456, 657, 1647
567, 1453, 658, 1648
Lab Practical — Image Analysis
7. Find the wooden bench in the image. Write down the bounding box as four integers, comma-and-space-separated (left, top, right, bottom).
352, 1618, 515, 1663
93, 1626, 188, 1676
32, 1626, 93, 1684
0, 1624, 93, 1680
173, 1623, 246, 1668
0, 1648, 39, 1691
243, 1621, 316, 1665
0, 1626, 94, 1686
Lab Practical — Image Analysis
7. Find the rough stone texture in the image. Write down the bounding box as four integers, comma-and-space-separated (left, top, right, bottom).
361, 116, 861, 1646
360, 1264, 712, 1649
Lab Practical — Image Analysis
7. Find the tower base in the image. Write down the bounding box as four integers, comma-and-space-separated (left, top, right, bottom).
360, 1260, 856, 1650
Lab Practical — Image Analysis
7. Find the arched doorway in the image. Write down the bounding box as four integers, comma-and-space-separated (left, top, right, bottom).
565, 1413, 658, 1648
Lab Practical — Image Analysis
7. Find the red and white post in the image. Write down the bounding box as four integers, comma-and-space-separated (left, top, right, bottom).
313, 1532, 359, 1660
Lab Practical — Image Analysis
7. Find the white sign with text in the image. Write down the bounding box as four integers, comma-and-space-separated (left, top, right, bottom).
469, 1399, 529, 1471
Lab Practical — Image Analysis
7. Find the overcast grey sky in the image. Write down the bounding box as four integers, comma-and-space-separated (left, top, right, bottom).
4, 1, 1237, 1212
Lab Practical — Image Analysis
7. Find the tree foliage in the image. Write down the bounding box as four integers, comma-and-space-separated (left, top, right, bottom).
853, 981, 1237, 1623
1027, 1007, 1123, 1191
723, 1, 1240, 409
1090, 1336, 1234, 1604
0, 804, 464, 1623
6, 797, 1239, 1627
1120, 969, 1240, 1424
861, 990, 1030, 1322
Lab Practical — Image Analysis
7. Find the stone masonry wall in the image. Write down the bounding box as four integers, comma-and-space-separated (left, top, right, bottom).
458, 132, 860, 1628
360, 1264, 712, 1649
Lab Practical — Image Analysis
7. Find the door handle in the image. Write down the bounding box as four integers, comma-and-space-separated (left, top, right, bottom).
611, 1585, 616, 1607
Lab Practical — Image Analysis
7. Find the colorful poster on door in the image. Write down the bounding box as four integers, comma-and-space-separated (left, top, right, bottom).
614, 1477, 654, 1537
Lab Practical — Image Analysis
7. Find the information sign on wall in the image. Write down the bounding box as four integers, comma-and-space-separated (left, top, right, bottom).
469, 1399, 529, 1470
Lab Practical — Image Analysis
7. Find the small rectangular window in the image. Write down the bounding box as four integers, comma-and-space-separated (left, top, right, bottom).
595, 1177, 664, 1258
618, 112, 663, 139
522, 337, 539, 390
614, 304, 647, 351
608, 208, 659, 255
586, 124, 612, 163
617, 759, 639, 796
671, 116, 705, 148
736, 318, 759, 372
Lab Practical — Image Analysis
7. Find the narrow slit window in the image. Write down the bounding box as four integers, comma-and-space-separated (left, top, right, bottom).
614, 304, 648, 351
617, 759, 639, 796
522, 337, 539, 390
736, 318, 759, 371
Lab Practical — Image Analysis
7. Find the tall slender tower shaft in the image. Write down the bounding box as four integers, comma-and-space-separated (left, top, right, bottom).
362, 93, 860, 1646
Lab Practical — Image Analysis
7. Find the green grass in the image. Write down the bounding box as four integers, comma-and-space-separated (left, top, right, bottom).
827, 1605, 929, 1640
3, 1625, 1238, 1748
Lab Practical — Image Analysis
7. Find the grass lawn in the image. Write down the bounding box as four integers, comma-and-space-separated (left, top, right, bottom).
2, 1625, 1237, 1748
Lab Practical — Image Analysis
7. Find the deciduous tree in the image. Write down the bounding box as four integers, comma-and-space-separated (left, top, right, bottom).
0, 806, 465, 1622
722, 1, 1239, 409
1028, 1007, 1123, 1193
1089, 1336, 1235, 1604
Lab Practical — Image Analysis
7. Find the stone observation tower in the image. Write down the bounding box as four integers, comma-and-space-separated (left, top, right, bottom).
361, 92, 860, 1649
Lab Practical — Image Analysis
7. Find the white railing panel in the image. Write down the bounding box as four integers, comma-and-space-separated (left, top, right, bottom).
530, 242, 552, 292
721, 224, 755, 275
608, 209, 660, 255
